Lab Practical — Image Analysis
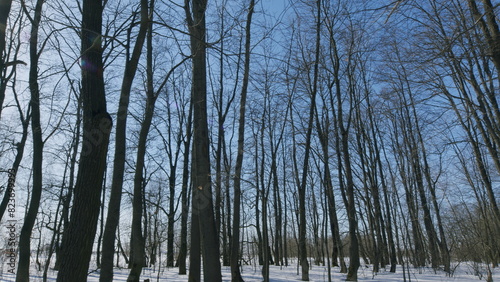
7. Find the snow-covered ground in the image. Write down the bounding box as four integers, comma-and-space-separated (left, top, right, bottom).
0, 261, 497, 281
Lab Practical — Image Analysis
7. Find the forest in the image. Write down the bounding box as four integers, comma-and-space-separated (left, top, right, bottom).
0, 0, 499, 281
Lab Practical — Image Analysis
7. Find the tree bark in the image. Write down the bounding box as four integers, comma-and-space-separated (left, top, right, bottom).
100, 0, 149, 280
166, 165, 176, 267
16, 0, 44, 280
0, 105, 29, 222
127, 7, 157, 279
297, 1, 321, 280
230, 1, 254, 281
185, 0, 222, 280
0, 0, 13, 118
56, 0, 112, 279
54, 94, 81, 271
177, 102, 192, 275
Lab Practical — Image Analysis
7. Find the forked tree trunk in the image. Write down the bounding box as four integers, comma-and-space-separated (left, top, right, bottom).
185, 0, 222, 280
127, 9, 157, 279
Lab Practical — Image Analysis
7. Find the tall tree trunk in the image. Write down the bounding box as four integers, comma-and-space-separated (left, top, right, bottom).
315, 85, 345, 271
177, 103, 192, 275
261, 190, 270, 282
54, 94, 81, 271
254, 142, 264, 266
96, 173, 107, 268
185, 0, 222, 280
214, 5, 224, 249
271, 152, 282, 266
100, 0, 149, 280
56, 0, 112, 279
230, 1, 254, 281
282, 144, 290, 267
297, 1, 321, 280
16, 0, 44, 280
166, 165, 176, 267
335, 39, 359, 282
373, 123, 397, 273
259, 103, 270, 281
127, 103, 151, 280
188, 207, 201, 281
343, 131, 360, 281
127, 9, 157, 279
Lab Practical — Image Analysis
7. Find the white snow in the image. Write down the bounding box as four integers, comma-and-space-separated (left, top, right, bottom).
0, 261, 497, 281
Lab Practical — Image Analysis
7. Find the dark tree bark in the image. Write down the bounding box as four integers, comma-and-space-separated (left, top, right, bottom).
282, 144, 289, 267
214, 5, 225, 253
271, 147, 283, 267
16, 0, 44, 280
127, 102, 152, 280
96, 172, 107, 268
372, 118, 397, 273
316, 82, 346, 272
331, 29, 359, 282
185, 0, 222, 280
0, 100, 30, 222
390, 114, 427, 268
468, 0, 500, 77
352, 81, 387, 273
54, 94, 81, 271
0, 0, 13, 118
230, 1, 254, 281
267, 91, 288, 269
297, 1, 322, 280
166, 165, 176, 267
56, 0, 112, 279
213, 4, 239, 266
157, 80, 189, 268
177, 102, 192, 275
0, 5, 26, 223
254, 137, 264, 266
100, 0, 149, 280
127, 7, 158, 279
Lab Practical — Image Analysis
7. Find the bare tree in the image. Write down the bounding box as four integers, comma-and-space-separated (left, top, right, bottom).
100, 0, 149, 280
0, 8, 29, 223
230, 1, 255, 281
16, 0, 44, 280
184, 0, 222, 280
127, 6, 189, 278
176, 102, 193, 275
56, 0, 113, 279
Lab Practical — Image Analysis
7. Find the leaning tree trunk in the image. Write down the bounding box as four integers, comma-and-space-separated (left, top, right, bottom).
127, 11, 157, 279
100, 0, 149, 280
